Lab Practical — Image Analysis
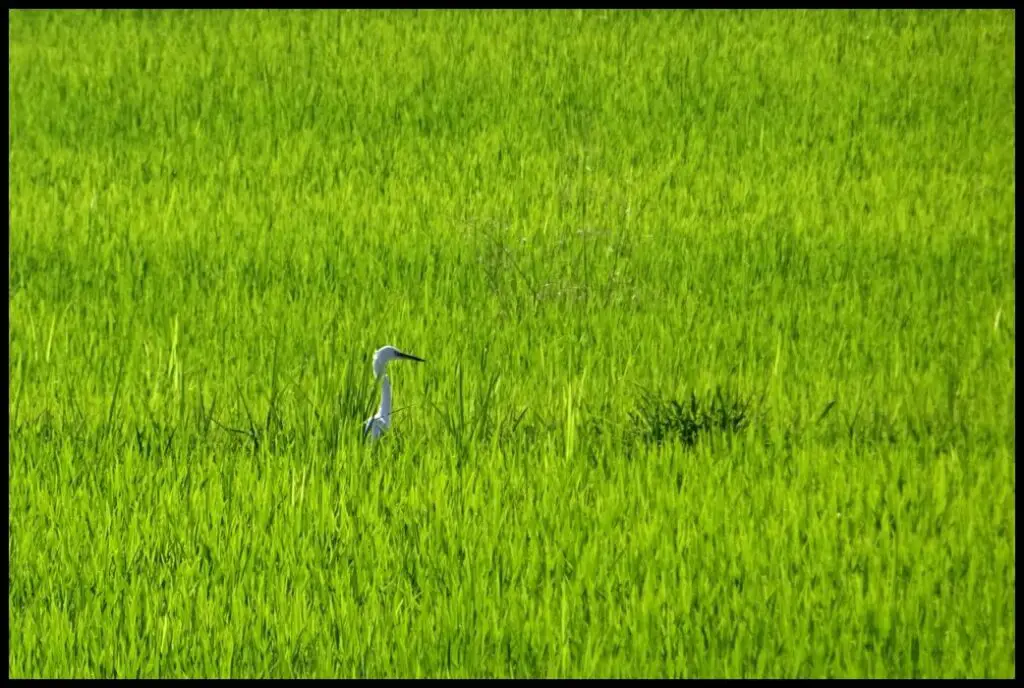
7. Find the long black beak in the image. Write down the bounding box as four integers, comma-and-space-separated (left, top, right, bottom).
397, 352, 426, 363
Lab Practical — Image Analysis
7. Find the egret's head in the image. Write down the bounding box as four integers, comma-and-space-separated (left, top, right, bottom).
372, 345, 426, 378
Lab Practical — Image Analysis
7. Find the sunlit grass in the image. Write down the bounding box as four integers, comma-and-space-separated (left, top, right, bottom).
9, 9, 1015, 678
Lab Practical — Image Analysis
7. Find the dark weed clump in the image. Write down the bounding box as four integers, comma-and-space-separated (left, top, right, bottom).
628, 386, 756, 448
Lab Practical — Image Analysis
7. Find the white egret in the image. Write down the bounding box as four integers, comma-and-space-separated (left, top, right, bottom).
363, 345, 426, 440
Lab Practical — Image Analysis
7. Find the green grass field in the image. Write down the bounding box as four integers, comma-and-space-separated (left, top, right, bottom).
8, 9, 1015, 678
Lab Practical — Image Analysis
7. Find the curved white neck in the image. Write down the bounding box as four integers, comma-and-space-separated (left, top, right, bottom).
377, 373, 392, 418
